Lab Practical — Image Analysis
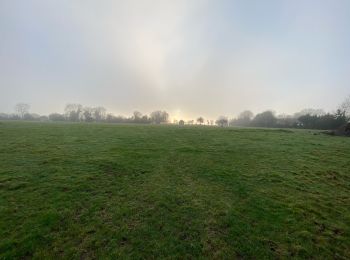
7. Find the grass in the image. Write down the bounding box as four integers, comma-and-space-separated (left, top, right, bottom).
0, 121, 350, 259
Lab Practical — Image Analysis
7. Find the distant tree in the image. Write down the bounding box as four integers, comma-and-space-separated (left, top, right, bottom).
216, 116, 228, 127
106, 113, 116, 123
132, 111, 143, 123
298, 114, 317, 129
106, 114, 129, 123
251, 111, 277, 127
228, 118, 236, 127
8, 114, 20, 120
133, 111, 142, 119
340, 95, 350, 120
93, 106, 106, 121
276, 114, 298, 128
0, 113, 9, 120
334, 109, 347, 125
22, 113, 34, 120
140, 115, 150, 124
230, 110, 254, 126
49, 113, 65, 121
23, 113, 40, 121
82, 107, 94, 122
298, 111, 345, 130
64, 104, 82, 122
294, 108, 325, 119
39, 115, 49, 121
150, 110, 169, 124
179, 120, 185, 126
239, 110, 254, 120
187, 120, 194, 125
197, 117, 204, 125
15, 103, 30, 118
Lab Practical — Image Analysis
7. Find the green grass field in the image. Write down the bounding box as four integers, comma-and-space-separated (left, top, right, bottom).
1, 121, 349, 259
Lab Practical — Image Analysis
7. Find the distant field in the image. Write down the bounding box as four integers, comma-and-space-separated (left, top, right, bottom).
0, 121, 349, 258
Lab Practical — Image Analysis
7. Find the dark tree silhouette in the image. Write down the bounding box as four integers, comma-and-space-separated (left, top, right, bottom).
197, 117, 204, 125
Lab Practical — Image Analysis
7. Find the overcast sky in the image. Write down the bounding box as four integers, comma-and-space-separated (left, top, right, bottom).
0, 0, 349, 119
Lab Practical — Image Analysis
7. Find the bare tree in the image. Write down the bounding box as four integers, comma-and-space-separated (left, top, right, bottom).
150, 110, 169, 124
294, 108, 325, 118
340, 95, 350, 119
216, 116, 228, 127
83, 107, 94, 122
15, 103, 30, 118
197, 117, 204, 125
132, 111, 143, 123
64, 104, 82, 121
93, 106, 106, 121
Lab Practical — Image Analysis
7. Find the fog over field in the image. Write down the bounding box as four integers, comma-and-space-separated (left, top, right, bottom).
2, 2, 350, 258
1, 0, 349, 119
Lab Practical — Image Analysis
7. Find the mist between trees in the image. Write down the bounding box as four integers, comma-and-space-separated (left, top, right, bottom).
1, 96, 349, 130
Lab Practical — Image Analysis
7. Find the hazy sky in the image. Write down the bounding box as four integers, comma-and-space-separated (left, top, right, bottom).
1, 0, 349, 119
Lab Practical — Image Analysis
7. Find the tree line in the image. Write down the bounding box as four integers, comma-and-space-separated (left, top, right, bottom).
227, 108, 348, 130
1, 95, 349, 130
217, 96, 350, 130
0, 103, 170, 125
